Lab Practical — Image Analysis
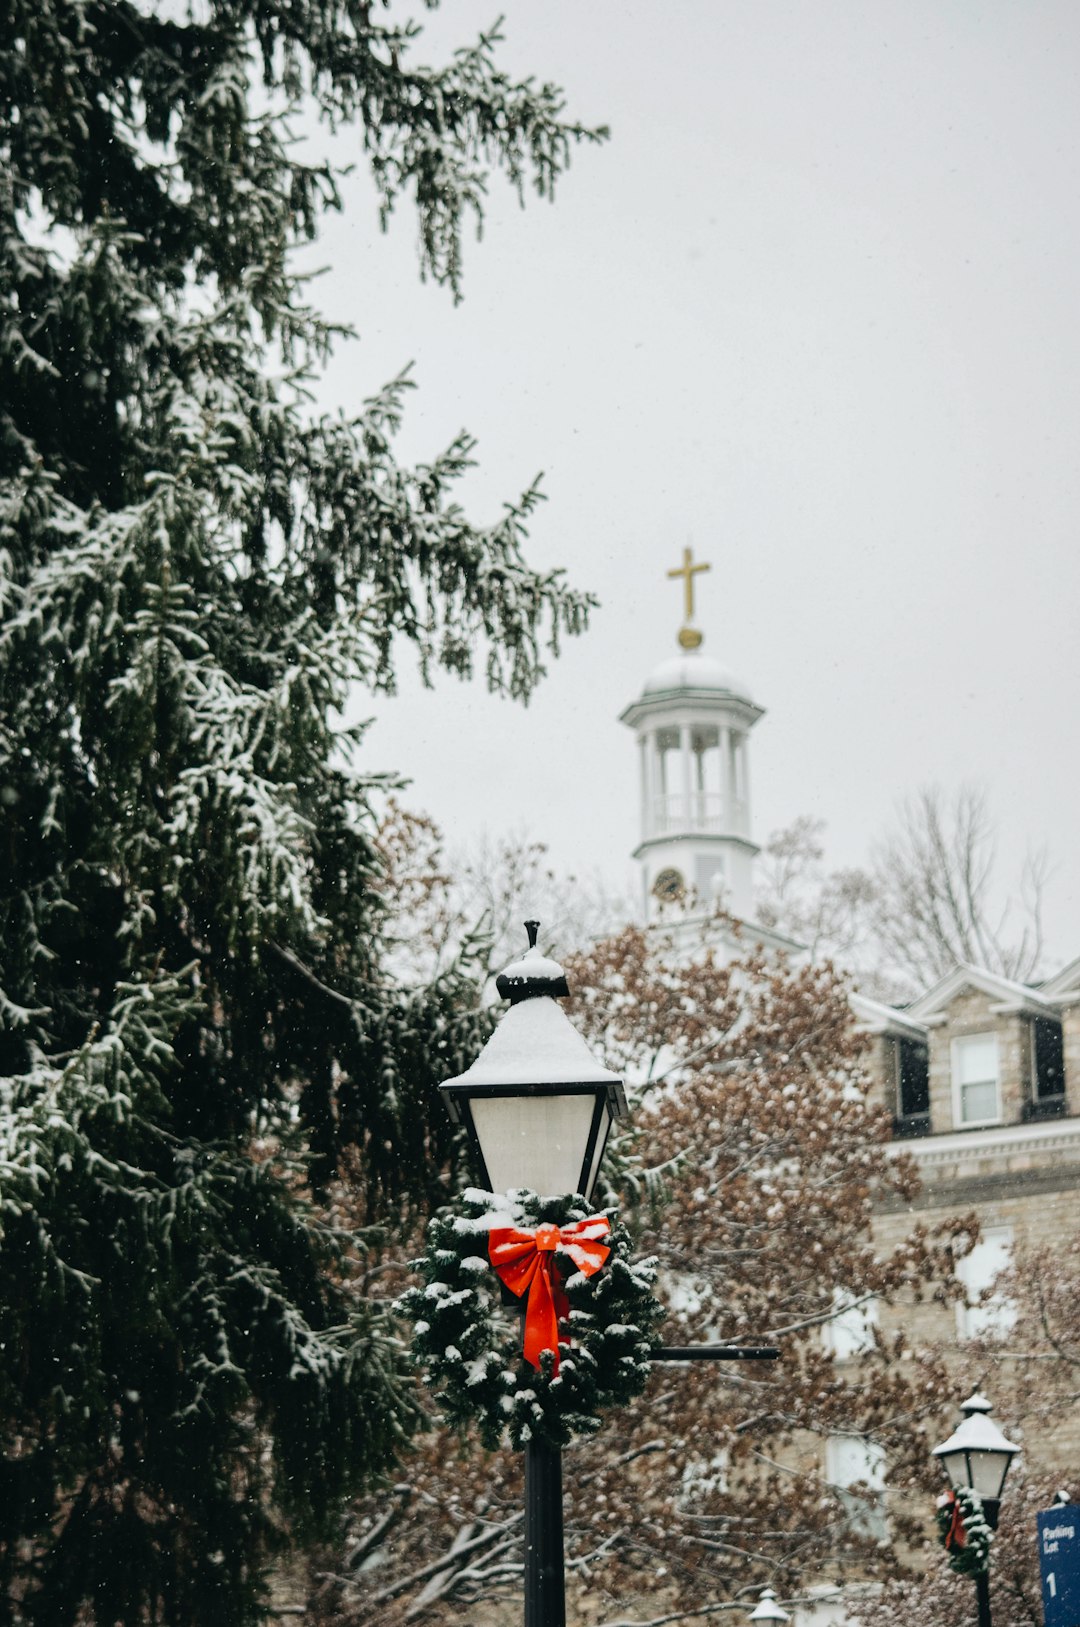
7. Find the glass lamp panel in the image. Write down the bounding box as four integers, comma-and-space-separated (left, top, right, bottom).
583, 1100, 611, 1203
469, 1092, 597, 1197
939, 1448, 970, 1490
970, 1448, 1011, 1500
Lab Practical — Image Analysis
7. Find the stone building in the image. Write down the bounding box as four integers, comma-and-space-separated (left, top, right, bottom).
853, 957, 1080, 1458
622, 562, 1080, 1623
784, 961, 1080, 1624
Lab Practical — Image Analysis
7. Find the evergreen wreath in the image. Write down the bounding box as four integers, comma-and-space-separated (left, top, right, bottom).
936, 1486, 993, 1576
400, 1188, 664, 1450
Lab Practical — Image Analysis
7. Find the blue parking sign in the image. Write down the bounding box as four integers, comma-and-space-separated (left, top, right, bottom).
1039, 1507, 1080, 1627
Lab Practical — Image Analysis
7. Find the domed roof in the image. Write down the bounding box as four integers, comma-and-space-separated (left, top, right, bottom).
641, 649, 754, 704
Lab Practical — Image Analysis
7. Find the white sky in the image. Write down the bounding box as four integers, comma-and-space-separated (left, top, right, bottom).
305, 0, 1080, 970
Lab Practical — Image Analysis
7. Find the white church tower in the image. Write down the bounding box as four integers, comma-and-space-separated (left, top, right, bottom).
620, 548, 764, 922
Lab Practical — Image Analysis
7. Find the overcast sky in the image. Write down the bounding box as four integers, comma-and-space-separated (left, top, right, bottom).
304, 1, 1080, 972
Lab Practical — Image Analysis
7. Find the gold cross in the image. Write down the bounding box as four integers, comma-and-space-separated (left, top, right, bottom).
667, 546, 710, 624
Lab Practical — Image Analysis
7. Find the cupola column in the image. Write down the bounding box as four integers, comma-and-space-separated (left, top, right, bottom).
680, 724, 693, 831
739, 734, 751, 836
719, 725, 734, 828
648, 734, 658, 837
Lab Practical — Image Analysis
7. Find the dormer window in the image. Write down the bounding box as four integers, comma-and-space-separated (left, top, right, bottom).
952, 1033, 1001, 1126
1030, 1017, 1066, 1115
893, 1037, 930, 1137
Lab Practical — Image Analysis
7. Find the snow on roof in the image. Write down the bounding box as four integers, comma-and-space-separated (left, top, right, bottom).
498, 948, 566, 986
641, 649, 754, 703
932, 1398, 1020, 1458
849, 991, 928, 1040
1039, 954, 1080, 1000
906, 962, 1056, 1022
441, 995, 621, 1089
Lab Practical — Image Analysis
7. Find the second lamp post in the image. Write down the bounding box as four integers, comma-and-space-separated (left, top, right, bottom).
932, 1391, 1020, 1627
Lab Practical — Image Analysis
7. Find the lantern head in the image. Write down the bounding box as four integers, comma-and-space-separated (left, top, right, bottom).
440, 923, 628, 1201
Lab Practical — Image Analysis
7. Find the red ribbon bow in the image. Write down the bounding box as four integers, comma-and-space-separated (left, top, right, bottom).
942, 1489, 967, 1551
488, 1217, 611, 1374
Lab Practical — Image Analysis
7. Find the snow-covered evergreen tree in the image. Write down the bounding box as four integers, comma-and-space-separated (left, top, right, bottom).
0, 4, 600, 1620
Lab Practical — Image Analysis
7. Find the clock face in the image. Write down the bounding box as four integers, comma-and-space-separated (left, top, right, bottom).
652, 867, 686, 901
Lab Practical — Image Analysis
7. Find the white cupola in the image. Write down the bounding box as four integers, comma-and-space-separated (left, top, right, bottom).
619, 548, 764, 922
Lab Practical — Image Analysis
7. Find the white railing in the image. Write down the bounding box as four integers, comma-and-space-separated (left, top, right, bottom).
650, 792, 735, 836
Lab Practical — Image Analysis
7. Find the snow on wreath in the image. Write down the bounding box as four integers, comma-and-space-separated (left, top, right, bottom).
936, 1486, 993, 1577
399, 1188, 664, 1450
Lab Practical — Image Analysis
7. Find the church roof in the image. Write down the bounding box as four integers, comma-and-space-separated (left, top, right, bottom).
641, 649, 754, 704
620, 648, 764, 730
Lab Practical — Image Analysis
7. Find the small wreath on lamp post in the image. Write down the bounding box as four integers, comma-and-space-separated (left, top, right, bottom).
399, 1188, 664, 1451
936, 1486, 993, 1577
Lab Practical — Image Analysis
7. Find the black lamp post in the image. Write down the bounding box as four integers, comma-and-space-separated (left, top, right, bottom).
932, 1392, 1020, 1627
439, 923, 778, 1625
440, 923, 628, 1627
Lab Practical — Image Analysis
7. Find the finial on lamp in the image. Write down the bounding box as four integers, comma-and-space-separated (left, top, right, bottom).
495, 923, 570, 1003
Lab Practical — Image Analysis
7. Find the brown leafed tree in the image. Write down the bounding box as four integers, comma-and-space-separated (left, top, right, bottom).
307, 919, 972, 1626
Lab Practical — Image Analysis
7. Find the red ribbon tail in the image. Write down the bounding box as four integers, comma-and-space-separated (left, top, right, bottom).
522, 1254, 561, 1374
946, 1495, 967, 1550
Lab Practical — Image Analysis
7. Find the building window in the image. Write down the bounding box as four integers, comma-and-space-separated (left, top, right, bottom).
694, 852, 725, 901
952, 1033, 1001, 1126
893, 1038, 930, 1135
824, 1290, 879, 1360
1031, 1018, 1066, 1112
956, 1226, 1015, 1340
826, 1436, 887, 1540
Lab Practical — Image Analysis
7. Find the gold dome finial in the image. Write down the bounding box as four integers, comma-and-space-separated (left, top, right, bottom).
667, 545, 710, 649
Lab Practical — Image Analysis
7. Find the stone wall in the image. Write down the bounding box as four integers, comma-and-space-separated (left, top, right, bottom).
1062, 999, 1080, 1116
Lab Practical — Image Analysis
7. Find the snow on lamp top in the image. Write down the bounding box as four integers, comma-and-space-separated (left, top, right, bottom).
933, 1394, 1020, 1458
495, 919, 570, 1005
748, 1588, 790, 1623
443, 986, 622, 1091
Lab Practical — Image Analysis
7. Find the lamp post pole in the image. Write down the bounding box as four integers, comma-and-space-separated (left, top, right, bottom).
525, 1441, 565, 1627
